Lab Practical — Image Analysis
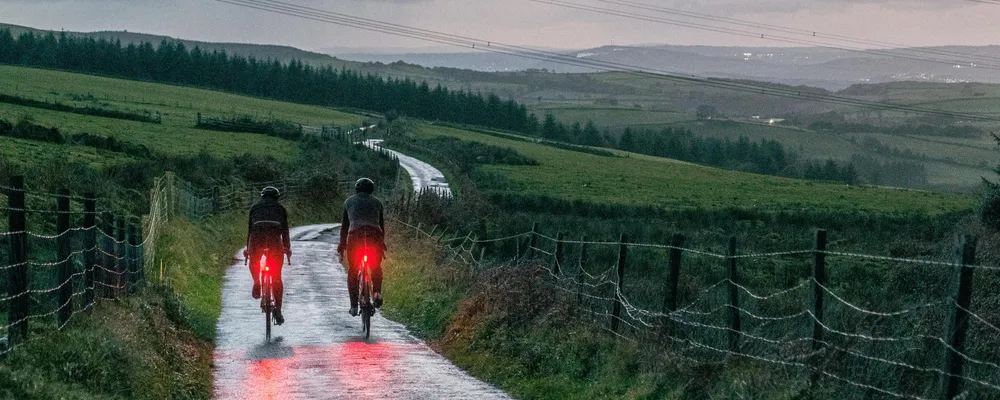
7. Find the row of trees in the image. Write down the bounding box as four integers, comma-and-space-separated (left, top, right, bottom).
0, 29, 537, 133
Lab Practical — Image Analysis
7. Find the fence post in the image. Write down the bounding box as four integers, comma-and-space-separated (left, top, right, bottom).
727, 236, 741, 353
6, 176, 28, 346
577, 235, 588, 306
611, 234, 628, 333
83, 195, 96, 310
810, 229, 827, 386
414, 223, 422, 239
663, 234, 686, 314
116, 217, 126, 296
128, 225, 138, 294
553, 232, 565, 275
527, 222, 539, 261
98, 213, 112, 299
941, 236, 976, 400
135, 224, 144, 288
57, 189, 73, 326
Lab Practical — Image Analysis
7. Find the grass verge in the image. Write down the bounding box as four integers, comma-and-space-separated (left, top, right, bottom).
380, 225, 757, 399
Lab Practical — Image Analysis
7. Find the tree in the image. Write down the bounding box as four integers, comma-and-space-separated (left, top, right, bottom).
696, 104, 717, 120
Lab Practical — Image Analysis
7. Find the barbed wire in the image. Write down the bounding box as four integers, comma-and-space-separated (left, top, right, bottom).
814, 279, 948, 317
0, 269, 87, 303
28, 246, 98, 268
26, 226, 96, 240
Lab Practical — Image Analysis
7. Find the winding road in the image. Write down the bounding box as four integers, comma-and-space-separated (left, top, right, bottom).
363, 139, 452, 197
213, 224, 510, 399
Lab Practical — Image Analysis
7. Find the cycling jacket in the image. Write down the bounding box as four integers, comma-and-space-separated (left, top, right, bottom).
338, 193, 384, 253
247, 198, 291, 253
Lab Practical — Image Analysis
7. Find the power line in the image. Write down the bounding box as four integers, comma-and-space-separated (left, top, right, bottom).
213, 0, 1000, 122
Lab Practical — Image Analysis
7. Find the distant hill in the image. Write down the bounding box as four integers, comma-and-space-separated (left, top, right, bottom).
335, 44, 1000, 90
0, 22, 366, 70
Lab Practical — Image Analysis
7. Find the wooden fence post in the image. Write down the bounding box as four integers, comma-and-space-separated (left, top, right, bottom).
553, 232, 565, 275
82, 195, 96, 310
811, 229, 827, 386
6, 176, 28, 346
663, 234, 686, 314
57, 189, 73, 325
135, 225, 144, 288
577, 235, 588, 306
116, 217, 126, 296
611, 234, 628, 333
128, 225, 138, 294
527, 222, 539, 261
942, 236, 976, 400
727, 236, 742, 353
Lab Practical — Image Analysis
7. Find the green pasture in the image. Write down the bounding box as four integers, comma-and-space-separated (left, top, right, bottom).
0, 65, 376, 161
0, 136, 133, 168
0, 65, 364, 126
414, 124, 975, 215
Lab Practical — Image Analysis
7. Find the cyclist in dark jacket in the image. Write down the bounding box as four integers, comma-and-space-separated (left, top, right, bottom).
245, 186, 291, 325
338, 178, 385, 317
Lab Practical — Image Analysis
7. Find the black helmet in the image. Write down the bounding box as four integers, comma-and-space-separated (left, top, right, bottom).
260, 186, 281, 199
355, 178, 375, 194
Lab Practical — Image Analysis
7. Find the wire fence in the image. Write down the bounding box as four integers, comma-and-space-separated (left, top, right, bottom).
389, 209, 1000, 399
0, 169, 357, 358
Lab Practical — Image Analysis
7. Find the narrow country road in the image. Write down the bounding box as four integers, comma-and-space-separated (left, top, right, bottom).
363, 139, 452, 196
213, 224, 509, 399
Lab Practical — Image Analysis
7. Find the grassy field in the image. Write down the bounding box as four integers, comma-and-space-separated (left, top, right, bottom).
0, 136, 134, 169
415, 124, 975, 215
0, 65, 367, 159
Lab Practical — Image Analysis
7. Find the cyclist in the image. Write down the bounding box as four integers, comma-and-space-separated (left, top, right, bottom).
338, 178, 386, 317
245, 186, 291, 325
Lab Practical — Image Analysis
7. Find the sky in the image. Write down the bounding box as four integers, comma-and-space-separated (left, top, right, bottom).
1, 0, 999, 53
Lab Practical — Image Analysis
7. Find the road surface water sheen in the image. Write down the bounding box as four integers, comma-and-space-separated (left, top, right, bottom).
213, 224, 509, 399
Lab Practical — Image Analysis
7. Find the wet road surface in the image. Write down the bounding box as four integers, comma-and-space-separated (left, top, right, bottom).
213, 224, 509, 399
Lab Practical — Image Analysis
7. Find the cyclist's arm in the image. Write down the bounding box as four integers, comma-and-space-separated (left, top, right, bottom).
378, 202, 385, 232
246, 207, 254, 253
338, 208, 349, 253
280, 205, 291, 254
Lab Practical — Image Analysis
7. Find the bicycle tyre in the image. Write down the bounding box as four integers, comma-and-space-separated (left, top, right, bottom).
264, 277, 272, 342
363, 308, 371, 340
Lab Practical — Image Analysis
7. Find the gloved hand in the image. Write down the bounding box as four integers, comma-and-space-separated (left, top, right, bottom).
243, 249, 249, 265
285, 249, 292, 263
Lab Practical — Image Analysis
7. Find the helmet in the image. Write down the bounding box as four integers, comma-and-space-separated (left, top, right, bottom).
260, 186, 281, 199
355, 178, 375, 194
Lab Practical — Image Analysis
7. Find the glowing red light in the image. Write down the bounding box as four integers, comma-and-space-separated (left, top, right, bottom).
363, 254, 368, 263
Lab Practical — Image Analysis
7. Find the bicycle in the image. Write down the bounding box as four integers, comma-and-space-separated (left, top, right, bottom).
247, 248, 277, 341
357, 248, 376, 340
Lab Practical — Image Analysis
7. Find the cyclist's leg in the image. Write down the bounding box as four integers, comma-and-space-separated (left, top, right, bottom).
248, 249, 261, 283
272, 249, 285, 309
248, 248, 262, 298
346, 242, 360, 308
372, 246, 383, 295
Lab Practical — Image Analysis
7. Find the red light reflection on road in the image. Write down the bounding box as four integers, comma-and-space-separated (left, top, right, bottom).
330, 341, 399, 398
243, 357, 296, 400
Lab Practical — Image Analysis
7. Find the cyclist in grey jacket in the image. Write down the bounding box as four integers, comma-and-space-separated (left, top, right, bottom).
338, 178, 386, 317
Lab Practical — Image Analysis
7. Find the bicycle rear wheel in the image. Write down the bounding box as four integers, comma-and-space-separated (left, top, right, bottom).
362, 307, 371, 340
263, 277, 272, 342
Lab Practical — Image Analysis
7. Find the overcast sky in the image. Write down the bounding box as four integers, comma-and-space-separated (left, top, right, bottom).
1, 0, 998, 53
